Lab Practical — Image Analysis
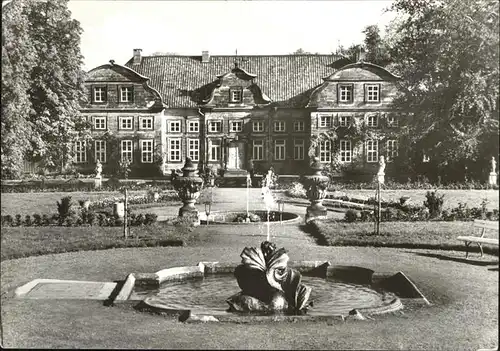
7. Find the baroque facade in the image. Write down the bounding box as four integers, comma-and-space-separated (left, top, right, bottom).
78, 49, 401, 177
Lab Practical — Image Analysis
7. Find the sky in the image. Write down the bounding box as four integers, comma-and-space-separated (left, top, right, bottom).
67, 0, 396, 71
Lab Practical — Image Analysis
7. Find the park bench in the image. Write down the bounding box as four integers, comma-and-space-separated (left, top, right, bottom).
457, 220, 499, 258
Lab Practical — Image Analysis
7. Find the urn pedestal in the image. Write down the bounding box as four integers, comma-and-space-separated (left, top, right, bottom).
94, 175, 102, 189
302, 157, 330, 223
489, 172, 497, 186
173, 158, 204, 226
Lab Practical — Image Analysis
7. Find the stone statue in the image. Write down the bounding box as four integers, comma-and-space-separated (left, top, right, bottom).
95, 160, 102, 178
246, 173, 252, 187
226, 241, 312, 315
491, 157, 497, 174
378, 156, 386, 175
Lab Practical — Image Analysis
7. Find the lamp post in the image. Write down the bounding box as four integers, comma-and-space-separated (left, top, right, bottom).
204, 201, 212, 226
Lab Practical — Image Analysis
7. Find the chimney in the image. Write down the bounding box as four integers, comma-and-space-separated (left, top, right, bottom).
202, 50, 210, 63
133, 48, 142, 64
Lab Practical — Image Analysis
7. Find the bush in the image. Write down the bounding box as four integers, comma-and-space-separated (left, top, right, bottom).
360, 210, 374, 222
24, 215, 33, 227
424, 191, 445, 218
285, 182, 307, 198
56, 196, 74, 224
2, 215, 14, 227
344, 209, 359, 223
144, 213, 158, 225
42, 214, 50, 226
15, 214, 22, 226
134, 214, 145, 226
33, 214, 42, 226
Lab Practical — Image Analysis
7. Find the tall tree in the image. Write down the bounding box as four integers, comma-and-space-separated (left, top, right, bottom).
1, 0, 36, 178
362, 25, 392, 66
27, 0, 89, 172
389, 0, 499, 181
1, 0, 88, 178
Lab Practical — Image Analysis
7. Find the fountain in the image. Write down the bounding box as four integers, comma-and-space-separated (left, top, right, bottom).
302, 157, 330, 223
172, 158, 204, 226
226, 241, 312, 314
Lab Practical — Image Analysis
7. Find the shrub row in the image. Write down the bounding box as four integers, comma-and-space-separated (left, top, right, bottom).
344, 206, 499, 223
1, 211, 158, 227
281, 180, 499, 195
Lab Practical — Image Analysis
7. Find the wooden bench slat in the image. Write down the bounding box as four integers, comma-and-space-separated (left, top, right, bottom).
457, 236, 499, 246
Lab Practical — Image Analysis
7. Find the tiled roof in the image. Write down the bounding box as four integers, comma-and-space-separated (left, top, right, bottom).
124, 55, 348, 108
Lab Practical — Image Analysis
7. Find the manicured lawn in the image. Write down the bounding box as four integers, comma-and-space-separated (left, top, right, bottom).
0, 223, 191, 261
1, 246, 497, 349
307, 219, 499, 255
0, 190, 149, 215
331, 189, 499, 210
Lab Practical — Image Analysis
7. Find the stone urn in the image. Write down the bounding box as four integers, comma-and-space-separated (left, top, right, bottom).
301, 157, 330, 222
173, 158, 204, 225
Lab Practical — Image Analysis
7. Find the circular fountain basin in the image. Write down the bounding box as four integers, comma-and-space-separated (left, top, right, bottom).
201, 210, 300, 225
133, 273, 401, 318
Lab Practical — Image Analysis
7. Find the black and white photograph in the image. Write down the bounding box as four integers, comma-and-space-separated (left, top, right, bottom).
1, 0, 498, 349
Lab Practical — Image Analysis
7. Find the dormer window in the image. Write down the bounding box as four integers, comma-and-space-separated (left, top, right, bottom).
365, 84, 380, 102
120, 87, 134, 102
339, 84, 353, 103
93, 87, 106, 103
230, 88, 243, 103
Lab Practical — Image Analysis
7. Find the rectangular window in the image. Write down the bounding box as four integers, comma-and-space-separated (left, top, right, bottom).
139, 116, 153, 130
141, 140, 153, 163
319, 140, 331, 163
253, 140, 264, 161
230, 121, 243, 132
119, 116, 134, 130
168, 121, 181, 133
274, 121, 286, 132
366, 139, 378, 163
230, 88, 243, 103
339, 140, 352, 163
386, 140, 398, 162
94, 117, 106, 130
253, 121, 264, 132
294, 121, 305, 132
121, 140, 133, 162
319, 115, 332, 128
169, 138, 181, 162
294, 139, 304, 160
209, 140, 221, 161
209, 121, 222, 133
339, 85, 353, 103
188, 139, 199, 162
339, 115, 351, 127
274, 139, 286, 161
366, 84, 380, 102
120, 87, 133, 102
188, 121, 199, 133
74, 141, 86, 163
366, 114, 379, 127
423, 154, 430, 163
93, 87, 106, 103
94, 140, 106, 163
386, 114, 398, 127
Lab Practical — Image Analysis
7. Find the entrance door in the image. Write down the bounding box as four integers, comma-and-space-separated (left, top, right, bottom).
227, 142, 245, 169
227, 142, 239, 169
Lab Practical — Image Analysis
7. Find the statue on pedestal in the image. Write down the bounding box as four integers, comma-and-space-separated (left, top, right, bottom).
95, 160, 102, 178
378, 156, 386, 175
491, 157, 497, 174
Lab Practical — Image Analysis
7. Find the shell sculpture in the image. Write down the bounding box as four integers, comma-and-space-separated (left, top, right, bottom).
226, 241, 312, 315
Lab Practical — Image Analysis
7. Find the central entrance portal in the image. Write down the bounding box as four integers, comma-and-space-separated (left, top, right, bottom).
227, 141, 246, 170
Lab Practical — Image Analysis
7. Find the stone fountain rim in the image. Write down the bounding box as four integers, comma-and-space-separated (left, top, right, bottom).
117, 261, 430, 323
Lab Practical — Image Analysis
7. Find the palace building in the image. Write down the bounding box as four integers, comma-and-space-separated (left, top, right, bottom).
78, 49, 401, 178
